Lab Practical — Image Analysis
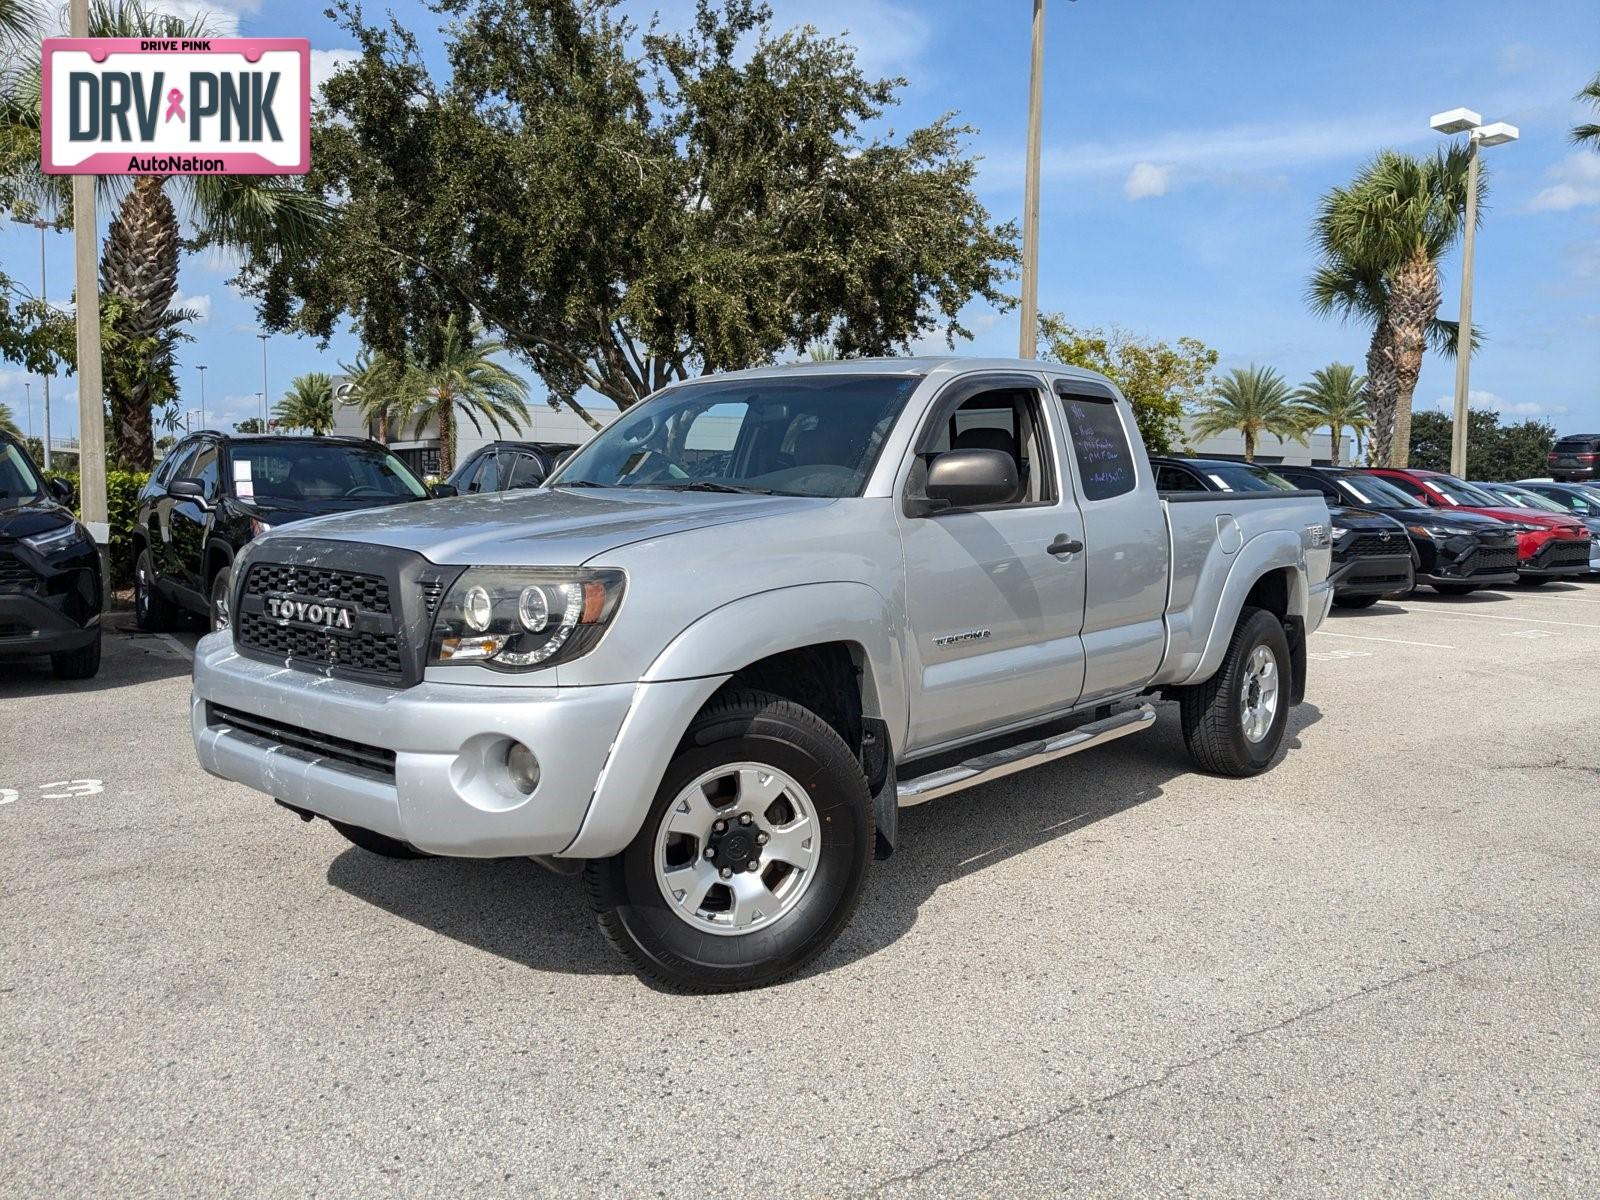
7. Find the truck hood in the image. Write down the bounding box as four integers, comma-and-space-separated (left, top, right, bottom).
252, 486, 835, 566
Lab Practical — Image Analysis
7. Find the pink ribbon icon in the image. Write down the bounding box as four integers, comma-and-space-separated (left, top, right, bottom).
164, 88, 185, 123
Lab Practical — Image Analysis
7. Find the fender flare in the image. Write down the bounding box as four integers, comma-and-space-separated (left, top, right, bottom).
1180, 532, 1307, 687
563, 582, 908, 859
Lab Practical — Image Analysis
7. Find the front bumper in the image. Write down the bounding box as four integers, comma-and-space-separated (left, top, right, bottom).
1329, 552, 1414, 597
0, 591, 100, 658
1414, 536, 1520, 589
190, 634, 712, 858
1518, 538, 1591, 578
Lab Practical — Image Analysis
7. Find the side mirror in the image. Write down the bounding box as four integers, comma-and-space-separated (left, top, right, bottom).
429, 482, 458, 498
48, 477, 74, 505
914, 448, 1019, 514
167, 477, 207, 503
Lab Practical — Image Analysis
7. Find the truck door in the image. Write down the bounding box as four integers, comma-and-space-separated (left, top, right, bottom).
895, 373, 1087, 753
169, 438, 220, 598
150, 439, 199, 587
1052, 381, 1170, 703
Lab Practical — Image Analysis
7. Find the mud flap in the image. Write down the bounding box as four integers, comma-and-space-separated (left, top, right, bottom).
1285, 616, 1307, 706
862, 718, 896, 859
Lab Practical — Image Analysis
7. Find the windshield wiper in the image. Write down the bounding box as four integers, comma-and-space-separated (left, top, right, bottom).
554, 479, 608, 488
659, 481, 774, 495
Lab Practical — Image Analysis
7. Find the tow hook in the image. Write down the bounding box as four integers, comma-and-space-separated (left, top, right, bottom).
274, 798, 315, 823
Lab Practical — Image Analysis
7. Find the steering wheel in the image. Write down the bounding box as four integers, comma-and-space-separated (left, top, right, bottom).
344, 485, 388, 498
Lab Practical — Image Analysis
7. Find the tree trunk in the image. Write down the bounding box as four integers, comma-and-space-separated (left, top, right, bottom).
1364, 320, 1400, 468
99, 175, 179, 470
1328, 424, 1341, 468
437, 400, 454, 476
1243, 429, 1255, 462
1384, 250, 1441, 468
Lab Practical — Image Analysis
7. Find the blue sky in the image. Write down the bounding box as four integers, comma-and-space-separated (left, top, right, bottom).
4, 0, 1597, 442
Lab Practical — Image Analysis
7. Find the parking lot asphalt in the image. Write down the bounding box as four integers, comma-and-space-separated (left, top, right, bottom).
4, 588, 1599, 1198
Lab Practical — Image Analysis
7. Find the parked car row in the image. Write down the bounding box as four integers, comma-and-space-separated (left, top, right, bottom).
1152, 455, 1597, 610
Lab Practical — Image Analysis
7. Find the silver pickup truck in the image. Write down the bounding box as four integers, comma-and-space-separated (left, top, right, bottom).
191, 358, 1333, 991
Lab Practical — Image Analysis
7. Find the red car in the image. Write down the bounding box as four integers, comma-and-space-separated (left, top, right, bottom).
1357, 468, 1591, 586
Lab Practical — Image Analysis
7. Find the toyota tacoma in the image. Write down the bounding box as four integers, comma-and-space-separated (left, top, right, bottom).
191, 359, 1333, 991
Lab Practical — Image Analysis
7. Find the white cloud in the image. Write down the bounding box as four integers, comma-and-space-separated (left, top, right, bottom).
1528, 152, 1600, 213
310, 48, 361, 97
1123, 162, 1170, 201
147, 2, 260, 38
1430, 389, 1567, 418
174, 291, 212, 325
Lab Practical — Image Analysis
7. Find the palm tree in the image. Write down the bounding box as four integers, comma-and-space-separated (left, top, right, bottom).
0, 2, 324, 470
1574, 73, 1600, 148
0, 401, 21, 438
391, 318, 530, 473
274, 373, 336, 436
1191, 365, 1305, 462
1308, 148, 1478, 467
1293, 363, 1368, 467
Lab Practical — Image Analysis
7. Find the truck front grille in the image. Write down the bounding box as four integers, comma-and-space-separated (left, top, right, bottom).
206, 703, 396, 779
243, 562, 391, 613
235, 561, 404, 683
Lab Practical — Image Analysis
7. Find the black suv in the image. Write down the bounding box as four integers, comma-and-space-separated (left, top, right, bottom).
1549, 434, 1600, 482
1152, 456, 1415, 608
445, 440, 582, 495
1274, 465, 1519, 596
133, 433, 435, 632
0, 430, 103, 679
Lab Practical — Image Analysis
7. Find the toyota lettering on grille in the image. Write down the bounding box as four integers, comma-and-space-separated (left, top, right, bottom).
264, 595, 357, 632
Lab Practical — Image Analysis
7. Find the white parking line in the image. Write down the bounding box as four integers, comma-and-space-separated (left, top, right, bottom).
1313, 631, 1454, 649
1416, 609, 1600, 632
156, 634, 194, 660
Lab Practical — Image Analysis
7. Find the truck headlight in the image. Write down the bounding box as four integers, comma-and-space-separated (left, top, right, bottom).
429, 568, 625, 670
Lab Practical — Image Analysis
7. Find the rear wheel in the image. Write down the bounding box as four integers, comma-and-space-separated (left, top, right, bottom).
1332, 593, 1381, 609
1516, 575, 1551, 588
586, 688, 872, 992
50, 629, 102, 680
1180, 606, 1291, 778
329, 820, 431, 859
133, 547, 180, 631
1432, 582, 1477, 596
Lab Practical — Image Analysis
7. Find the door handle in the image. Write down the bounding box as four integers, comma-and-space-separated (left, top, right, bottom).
1047, 535, 1083, 556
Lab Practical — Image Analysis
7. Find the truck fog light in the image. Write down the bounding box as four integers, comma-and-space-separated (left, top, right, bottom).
506, 742, 540, 794
463, 585, 493, 632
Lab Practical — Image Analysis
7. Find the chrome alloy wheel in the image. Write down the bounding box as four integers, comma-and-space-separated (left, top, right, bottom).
135, 557, 151, 619
653, 762, 820, 936
1239, 644, 1280, 744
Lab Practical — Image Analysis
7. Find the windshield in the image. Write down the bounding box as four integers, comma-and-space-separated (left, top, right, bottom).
1203, 463, 1294, 492
549, 374, 924, 497
229, 442, 428, 507
0, 441, 46, 508
1421, 475, 1500, 507
1485, 485, 1567, 514
1334, 474, 1422, 510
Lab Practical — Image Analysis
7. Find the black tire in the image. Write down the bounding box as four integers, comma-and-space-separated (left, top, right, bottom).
209, 563, 233, 633
1179, 606, 1292, 778
1516, 575, 1551, 588
133, 546, 180, 631
1332, 593, 1381, 609
329, 820, 431, 859
586, 688, 873, 993
1432, 582, 1477, 596
50, 629, 102, 680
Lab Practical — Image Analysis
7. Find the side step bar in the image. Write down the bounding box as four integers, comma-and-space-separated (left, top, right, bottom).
896, 704, 1157, 807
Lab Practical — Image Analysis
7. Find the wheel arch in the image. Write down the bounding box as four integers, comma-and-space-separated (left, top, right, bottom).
1181, 535, 1308, 689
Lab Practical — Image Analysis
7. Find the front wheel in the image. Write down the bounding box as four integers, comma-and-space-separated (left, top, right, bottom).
1179, 606, 1292, 778
586, 689, 872, 992
133, 547, 180, 632
50, 629, 102, 680
209, 564, 232, 633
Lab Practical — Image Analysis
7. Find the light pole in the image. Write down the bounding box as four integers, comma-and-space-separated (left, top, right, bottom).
68, 0, 108, 549
1018, 0, 1046, 358
257, 333, 269, 426
1430, 107, 1518, 478
196, 365, 208, 431
25, 217, 53, 470
24, 380, 33, 441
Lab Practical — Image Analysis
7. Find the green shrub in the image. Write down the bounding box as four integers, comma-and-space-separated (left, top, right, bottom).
44, 468, 150, 589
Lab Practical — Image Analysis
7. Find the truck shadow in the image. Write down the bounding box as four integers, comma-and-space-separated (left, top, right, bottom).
326, 701, 1322, 984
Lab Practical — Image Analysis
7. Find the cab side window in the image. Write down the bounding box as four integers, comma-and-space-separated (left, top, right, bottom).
918, 388, 1055, 506
1156, 464, 1205, 492
1057, 391, 1137, 500
152, 441, 195, 492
